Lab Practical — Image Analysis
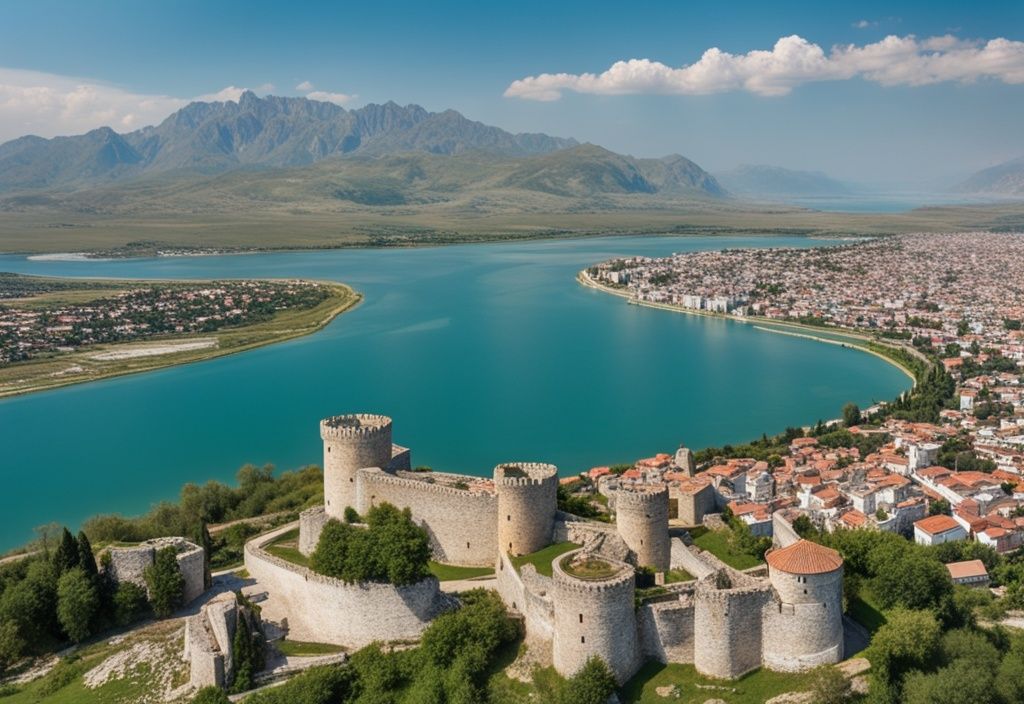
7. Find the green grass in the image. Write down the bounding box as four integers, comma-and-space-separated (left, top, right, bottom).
620, 662, 816, 704
428, 561, 495, 581
849, 583, 888, 634
275, 639, 347, 657
264, 527, 310, 567
665, 568, 694, 583
510, 542, 580, 577
692, 529, 763, 570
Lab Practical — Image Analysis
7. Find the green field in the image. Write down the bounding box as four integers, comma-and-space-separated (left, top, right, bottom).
510, 542, 581, 577
264, 527, 310, 567
274, 639, 346, 657
0, 278, 360, 398
620, 662, 816, 704
691, 528, 763, 570
427, 561, 495, 581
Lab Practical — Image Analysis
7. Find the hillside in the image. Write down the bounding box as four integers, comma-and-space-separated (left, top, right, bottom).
715, 164, 852, 197
0, 92, 577, 192
957, 156, 1024, 196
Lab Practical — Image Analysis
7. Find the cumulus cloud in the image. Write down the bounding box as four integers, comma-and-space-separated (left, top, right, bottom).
504, 34, 1024, 100
305, 90, 355, 105
295, 80, 315, 91
0, 68, 260, 142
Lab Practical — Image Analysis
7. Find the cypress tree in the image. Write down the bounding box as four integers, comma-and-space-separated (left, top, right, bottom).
193, 521, 213, 590
230, 615, 253, 693
53, 527, 80, 574
76, 532, 99, 580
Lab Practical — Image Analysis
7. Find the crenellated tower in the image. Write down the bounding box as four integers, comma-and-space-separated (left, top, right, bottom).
494, 462, 559, 556
615, 485, 671, 571
320, 413, 393, 520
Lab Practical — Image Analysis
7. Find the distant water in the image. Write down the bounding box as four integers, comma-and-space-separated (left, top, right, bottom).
0, 236, 910, 551
780, 192, 1020, 213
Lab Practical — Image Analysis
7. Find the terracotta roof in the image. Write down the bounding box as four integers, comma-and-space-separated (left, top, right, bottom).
766, 539, 843, 575
914, 514, 963, 535
945, 559, 988, 580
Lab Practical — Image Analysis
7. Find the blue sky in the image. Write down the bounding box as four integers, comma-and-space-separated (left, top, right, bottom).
1, 0, 1022, 186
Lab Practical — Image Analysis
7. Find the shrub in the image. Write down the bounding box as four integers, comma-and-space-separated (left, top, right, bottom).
343, 506, 360, 524
558, 656, 617, 704
191, 686, 231, 704
145, 547, 185, 617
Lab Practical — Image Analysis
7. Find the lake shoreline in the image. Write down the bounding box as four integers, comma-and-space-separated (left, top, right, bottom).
577, 269, 921, 386
0, 279, 362, 399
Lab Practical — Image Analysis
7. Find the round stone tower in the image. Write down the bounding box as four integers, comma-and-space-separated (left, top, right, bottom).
552, 549, 639, 684
494, 462, 559, 556
615, 485, 670, 571
763, 539, 844, 671
320, 413, 393, 520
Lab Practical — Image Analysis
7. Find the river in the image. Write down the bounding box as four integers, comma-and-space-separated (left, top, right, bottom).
0, 235, 910, 550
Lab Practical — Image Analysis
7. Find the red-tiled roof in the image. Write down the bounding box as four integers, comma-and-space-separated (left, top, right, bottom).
946, 559, 988, 580
766, 539, 843, 575
914, 514, 963, 535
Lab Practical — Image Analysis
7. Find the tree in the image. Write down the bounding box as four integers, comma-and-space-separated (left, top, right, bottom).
866, 609, 941, 704
52, 527, 80, 574
558, 657, 618, 704
343, 506, 360, 524
76, 531, 99, 580
809, 665, 852, 704
193, 521, 213, 590
56, 567, 99, 643
113, 582, 149, 626
230, 615, 255, 693
903, 660, 993, 704
145, 546, 185, 618
872, 552, 952, 613
0, 619, 25, 674
996, 643, 1024, 704
842, 403, 862, 428
793, 515, 816, 538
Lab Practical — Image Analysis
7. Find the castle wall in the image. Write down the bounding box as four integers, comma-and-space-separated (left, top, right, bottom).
245, 523, 447, 647
638, 596, 696, 664
184, 592, 238, 689
552, 551, 640, 685
495, 463, 558, 556
670, 540, 716, 580
106, 537, 206, 606
356, 467, 498, 566
554, 513, 631, 563
772, 512, 802, 548
693, 571, 773, 679
615, 487, 671, 571
321, 414, 394, 521
495, 553, 555, 642
298, 505, 328, 556
762, 567, 844, 671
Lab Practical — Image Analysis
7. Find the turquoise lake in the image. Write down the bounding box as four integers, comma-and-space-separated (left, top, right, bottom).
0, 236, 910, 551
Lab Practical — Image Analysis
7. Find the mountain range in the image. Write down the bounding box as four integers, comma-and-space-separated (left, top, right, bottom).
0, 92, 729, 210
957, 156, 1024, 196
714, 164, 852, 198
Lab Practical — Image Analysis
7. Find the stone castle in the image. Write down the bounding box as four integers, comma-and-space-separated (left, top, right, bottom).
245, 413, 846, 684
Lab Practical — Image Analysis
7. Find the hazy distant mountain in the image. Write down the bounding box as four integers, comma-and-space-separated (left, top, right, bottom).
0, 91, 577, 192
957, 156, 1024, 196
715, 164, 852, 197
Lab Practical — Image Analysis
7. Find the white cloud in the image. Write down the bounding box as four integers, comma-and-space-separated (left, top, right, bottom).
296, 80, 315, 91
0, 68, 260, 143
853, 20, 876, 29
305, 90, 355, 105
504, 34, 1024, 101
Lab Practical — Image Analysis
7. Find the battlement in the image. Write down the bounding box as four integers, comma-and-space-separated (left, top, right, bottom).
616, 484, 669, 509
494, 462, 558, 486
320, 413, 393, 441
552, 549, 635, 593
358, 466, 497, 500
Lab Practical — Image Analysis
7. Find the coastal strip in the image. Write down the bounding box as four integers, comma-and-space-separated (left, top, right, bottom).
577, 269, 923, 386
0, 278, 362, 399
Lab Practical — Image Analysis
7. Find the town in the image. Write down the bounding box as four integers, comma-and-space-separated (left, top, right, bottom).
0, 276, 334, 364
